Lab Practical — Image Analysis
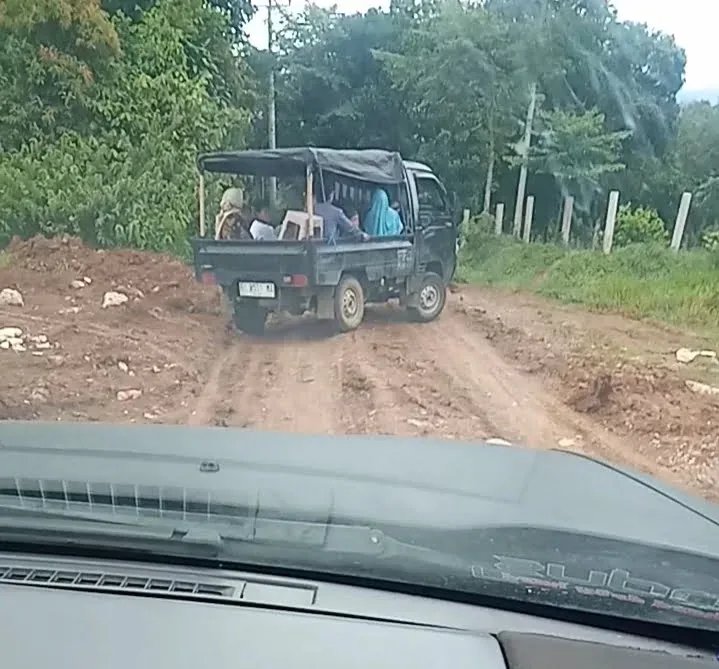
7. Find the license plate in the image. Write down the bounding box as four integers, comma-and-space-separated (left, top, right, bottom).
238, 281, 276, 299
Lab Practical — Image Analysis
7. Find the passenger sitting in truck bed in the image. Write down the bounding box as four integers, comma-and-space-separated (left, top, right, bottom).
340, 202, 360, 228
215, 188, 252, 240
313, 185, 369, 243
364, 188, 403, 237
249, 202, 277, 240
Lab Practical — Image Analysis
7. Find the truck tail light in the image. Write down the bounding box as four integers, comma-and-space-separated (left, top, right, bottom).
200, 271, 216, 286
283, 274, 308, 287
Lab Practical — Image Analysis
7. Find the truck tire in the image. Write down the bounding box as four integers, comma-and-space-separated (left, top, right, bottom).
408, 272, 446, 323
233, 302, 267, 335
334, 275, 365, 332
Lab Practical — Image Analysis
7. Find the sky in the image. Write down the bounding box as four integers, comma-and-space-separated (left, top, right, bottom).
246, 0, 715, 94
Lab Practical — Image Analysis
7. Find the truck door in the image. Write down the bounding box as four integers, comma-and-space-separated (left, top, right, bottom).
411, 172, 456, 282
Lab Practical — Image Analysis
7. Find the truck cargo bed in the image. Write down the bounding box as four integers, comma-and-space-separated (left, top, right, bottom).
190, 238, 312, 287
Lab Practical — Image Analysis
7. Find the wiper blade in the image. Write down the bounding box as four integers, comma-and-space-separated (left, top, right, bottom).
0, 516, 175, 541
0, 507, 465, 570
215, 520, 468, 570
0, 504, 218, 546
313, 524, 465, 567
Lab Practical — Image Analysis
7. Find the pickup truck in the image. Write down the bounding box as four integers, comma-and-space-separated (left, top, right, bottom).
191, 148, 458, 334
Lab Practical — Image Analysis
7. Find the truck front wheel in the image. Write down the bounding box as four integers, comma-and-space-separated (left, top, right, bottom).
408, 272, 446, 323
233, 302, 268, 335
334, 275, 365, 332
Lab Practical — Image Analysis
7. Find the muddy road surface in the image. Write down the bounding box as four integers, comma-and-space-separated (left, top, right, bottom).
1, 236, 717, 499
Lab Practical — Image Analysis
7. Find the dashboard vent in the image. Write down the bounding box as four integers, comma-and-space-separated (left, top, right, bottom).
0, 566, 235, 598
0, 564, 237, 598
0, 560, 318, 606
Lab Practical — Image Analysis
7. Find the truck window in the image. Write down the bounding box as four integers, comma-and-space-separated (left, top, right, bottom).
416, 177, 448, 214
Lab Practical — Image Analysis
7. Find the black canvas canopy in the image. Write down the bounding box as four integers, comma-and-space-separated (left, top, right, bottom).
197, 147, 406, 184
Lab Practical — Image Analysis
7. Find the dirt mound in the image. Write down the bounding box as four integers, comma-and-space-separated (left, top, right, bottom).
1, 235, 226, 425
4, 234, 222, 316
455, 298, 718, 431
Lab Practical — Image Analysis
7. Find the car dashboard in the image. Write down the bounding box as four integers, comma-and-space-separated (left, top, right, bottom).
0, 552, 715, 669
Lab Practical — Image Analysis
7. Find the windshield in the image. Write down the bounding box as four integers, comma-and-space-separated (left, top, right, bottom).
0, 0, 716, 643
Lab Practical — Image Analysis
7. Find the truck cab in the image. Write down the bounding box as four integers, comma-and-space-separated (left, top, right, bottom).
403, 160, 457, 285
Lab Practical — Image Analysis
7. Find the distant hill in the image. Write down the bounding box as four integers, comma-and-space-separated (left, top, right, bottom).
678, 88, 719, 105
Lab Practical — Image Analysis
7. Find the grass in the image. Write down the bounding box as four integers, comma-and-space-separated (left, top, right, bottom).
458, 235, 719, 333
0, 251, 10, 269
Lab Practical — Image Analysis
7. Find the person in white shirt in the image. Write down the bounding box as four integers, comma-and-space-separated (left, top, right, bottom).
249, 203, 277, 240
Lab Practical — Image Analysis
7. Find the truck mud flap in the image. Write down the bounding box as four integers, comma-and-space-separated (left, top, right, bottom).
315, 287, 335, 320
404, 274, 423, 308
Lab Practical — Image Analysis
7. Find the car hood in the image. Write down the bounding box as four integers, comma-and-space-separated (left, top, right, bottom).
0, 421, 718, 558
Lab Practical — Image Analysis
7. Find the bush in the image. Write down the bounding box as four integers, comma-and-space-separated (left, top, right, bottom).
459, 212, 494, 250
0, 0, 252, 256
0, 133, 203, 256
701, 229, 719, 252
613, 204, 669, 248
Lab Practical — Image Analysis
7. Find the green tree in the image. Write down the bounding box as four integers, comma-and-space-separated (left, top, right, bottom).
273, 5, 411, 151
674, 102, 719, 240
613, 203, 669, 247
507, 108, 628, 236
378, 2, 525, 210
0, 0, 253, 252
0, 0, 120, 149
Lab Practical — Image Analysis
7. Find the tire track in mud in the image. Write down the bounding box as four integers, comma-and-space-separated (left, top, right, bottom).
338, 358, 379, 434
182, 300, 684, 493
409, 316, 563, 447
215, 339, 279, 428
186, 343, 246, 426
188, 323, 354, 433
248, 335, 344, 434
331, 328, 372, 434
338, 346, 403, 436
354, 318, 500, 441
332, 323, 422, 437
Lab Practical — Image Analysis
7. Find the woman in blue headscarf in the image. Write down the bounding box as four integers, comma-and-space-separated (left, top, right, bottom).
363, 188, 403, 237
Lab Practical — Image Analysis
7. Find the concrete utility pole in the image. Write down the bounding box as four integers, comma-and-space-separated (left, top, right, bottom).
561, 196, 574, 246
512, 0, 547, 239
267, 0, 278, 208
670, 191, 692, 251
512, 81, 538, 238
603, 190, 620, 254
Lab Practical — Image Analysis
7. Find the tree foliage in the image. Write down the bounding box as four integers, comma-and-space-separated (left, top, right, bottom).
0, 0, 254, 252
1, 0, 718, 254
265, 0, 707, 243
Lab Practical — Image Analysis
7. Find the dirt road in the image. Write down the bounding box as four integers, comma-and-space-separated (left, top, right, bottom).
187, 305, 674, 470
2, 236, 717, 498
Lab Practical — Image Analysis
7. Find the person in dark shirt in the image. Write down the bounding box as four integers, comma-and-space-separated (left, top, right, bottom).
347, 207, 361, 229
339, 200, 361, 229
313, 186, 369, 243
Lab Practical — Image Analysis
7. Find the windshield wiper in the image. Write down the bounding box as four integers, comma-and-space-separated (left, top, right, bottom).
0, 504, 464, 569
0, 504, 222, 551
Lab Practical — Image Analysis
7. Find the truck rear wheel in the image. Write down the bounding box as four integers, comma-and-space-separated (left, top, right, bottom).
233, 302, 267, 335
334, 275, 365, 332
408, 272, 446, 323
